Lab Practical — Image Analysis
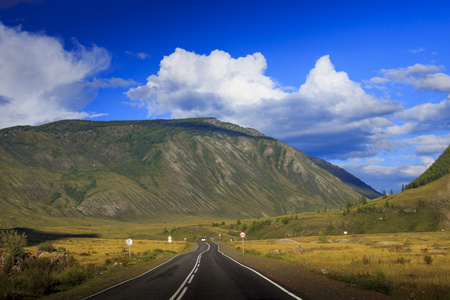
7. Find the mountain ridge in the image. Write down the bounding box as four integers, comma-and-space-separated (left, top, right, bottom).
0, 118, 379, 225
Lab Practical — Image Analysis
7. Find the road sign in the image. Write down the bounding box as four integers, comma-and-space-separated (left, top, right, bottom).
168, 236, 172, 243
126, 239, 132, 259
240, 232, 245, 254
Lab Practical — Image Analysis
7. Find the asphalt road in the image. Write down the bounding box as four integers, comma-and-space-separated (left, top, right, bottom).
85, 242, 303, 300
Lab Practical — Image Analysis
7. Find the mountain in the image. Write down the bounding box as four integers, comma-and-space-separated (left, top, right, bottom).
405, 144, 450, 190
0, 118, 377, 225
307, 156, 381, 199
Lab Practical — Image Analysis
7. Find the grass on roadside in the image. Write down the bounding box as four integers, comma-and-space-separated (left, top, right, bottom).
1, 238, 190, 299
231, 231, 450, 300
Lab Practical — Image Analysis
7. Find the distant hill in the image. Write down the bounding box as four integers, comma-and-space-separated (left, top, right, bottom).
308, 156, 381, 199
225, 174, 450, 239
0, 118, 377, 226
405, 144, 450, 190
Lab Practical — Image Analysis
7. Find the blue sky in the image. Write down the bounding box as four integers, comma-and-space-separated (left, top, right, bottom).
1, 0, 450, 194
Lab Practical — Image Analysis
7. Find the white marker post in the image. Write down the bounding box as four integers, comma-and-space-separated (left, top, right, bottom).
168, 235, 172, 251
126, 238, 133, 260
240, 232, 246, 254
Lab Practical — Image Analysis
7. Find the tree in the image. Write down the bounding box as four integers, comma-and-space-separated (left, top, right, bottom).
345, 200, 352, 213
390, 189, 393, 195
318, 231, 329, 243
382, 190, 387, 198
0, 230, 28, 272
361, 195, 367, 205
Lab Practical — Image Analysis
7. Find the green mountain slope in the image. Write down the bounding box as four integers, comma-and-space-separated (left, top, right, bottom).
229, 174, 450, 239
0, 118, 375, 225
405, 144, 450, 190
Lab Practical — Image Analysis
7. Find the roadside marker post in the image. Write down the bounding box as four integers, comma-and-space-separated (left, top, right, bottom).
168, 235, 172, 251
240, 232, 246, 254
126, 239, 133, 260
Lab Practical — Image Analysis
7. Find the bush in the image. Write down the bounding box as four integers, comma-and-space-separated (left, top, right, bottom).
0, 230, 27, 272
17, 258, 56, 295
318, 232, 329, 243
423, 255, 433, 265
38, 241, 56, 252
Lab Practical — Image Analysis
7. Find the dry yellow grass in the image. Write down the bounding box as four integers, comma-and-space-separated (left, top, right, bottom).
234, 231, 450, 299
26, 238, 186, 265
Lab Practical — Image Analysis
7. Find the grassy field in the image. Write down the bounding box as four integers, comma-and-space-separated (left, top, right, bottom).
26, 238, 186, 265
2, 219, 449, 299
229, 231, 450, 299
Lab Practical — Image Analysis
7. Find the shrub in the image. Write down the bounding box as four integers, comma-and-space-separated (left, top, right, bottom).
318, 232, 329, 243
0, 230, 27, 272
38, 241, 56, 252
18, 257, 57, 295
423, 255, 433, 265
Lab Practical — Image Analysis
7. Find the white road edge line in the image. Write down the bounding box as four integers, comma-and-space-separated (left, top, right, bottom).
169, 242, 210, 300
214, 242, 303, 300
82, 243, 199, 300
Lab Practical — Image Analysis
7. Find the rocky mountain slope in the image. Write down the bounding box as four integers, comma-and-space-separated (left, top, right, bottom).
0, 118, 379, 225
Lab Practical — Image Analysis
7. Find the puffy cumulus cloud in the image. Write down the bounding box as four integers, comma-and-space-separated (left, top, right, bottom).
375, 63, 450, 93
127, 48, 285, 117
0, 23, 112, 129
127, 49, 400, 159
298, 55, 399, 121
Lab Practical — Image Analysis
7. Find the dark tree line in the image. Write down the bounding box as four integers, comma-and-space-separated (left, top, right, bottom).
404, 145, 450, 191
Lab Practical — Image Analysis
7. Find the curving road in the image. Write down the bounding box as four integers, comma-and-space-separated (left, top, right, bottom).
85, 242, 304, 300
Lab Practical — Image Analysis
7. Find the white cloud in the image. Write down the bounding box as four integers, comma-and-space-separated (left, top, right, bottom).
0, 23, 111, 129
127, 49, 401, 159
402, 134, 450, 155
369, 76, 389, 84
394, 96, 450, 122
408, 48, 425, 54
86, 77, 137, 88
374, 63, 450, 93
125, 51, 151, 59
297, 55, 399, 120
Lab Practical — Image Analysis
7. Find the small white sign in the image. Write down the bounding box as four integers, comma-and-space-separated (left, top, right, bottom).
126, 238, 133, 246
344, 231, 348, 235
168, 236, 172, 243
